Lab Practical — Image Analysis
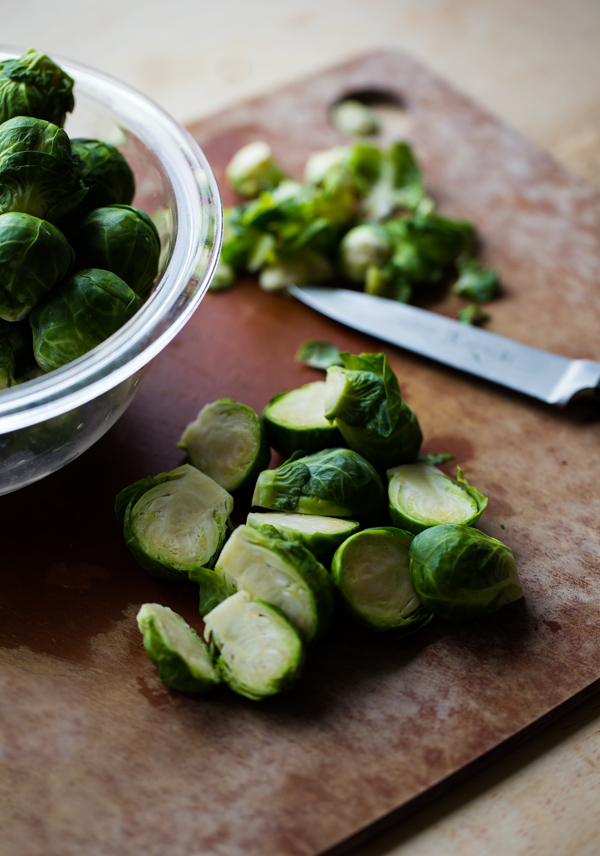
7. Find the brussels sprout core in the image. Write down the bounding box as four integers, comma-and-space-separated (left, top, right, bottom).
331, 527, 431, 632
137, 603, 220, 693
387, 463, 488, 534
203, 590, 304, 700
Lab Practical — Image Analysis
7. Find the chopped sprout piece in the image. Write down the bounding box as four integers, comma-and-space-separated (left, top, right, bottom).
453, 258, 499, 303
178, 399, 270, 492
331, 99, 381, 136
458, 304, 491, 326
387, 464, 487, 534
213, 524, 335, 642
204, 590, 305, 700
339, 223, 393, 283
115, 464, 234, 580
247, 511, 360, 564
225, 141, 287, 198
409, 523, 523, 620
263, 381, 344, 457
137, 603, 220, 693
295, 339, 343, 370
331, 527, 432, 632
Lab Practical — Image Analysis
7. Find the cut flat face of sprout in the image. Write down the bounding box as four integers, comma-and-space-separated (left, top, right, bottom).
213, 524, 335, 643
137, 603, 220, 693
178, 398, 270, 492
409, 523, 523, 621
247, 511, 360, 565
331, 527, 432, 632
387, 463, 488, 534
115, 464, 234, 580
203, 590, 304, 700
225, 140, 287, 198
252, 447, 387, 522
324, 352, 422, 469
262, 381, 344, 458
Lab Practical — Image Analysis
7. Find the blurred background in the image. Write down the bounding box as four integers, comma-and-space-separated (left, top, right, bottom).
4, 2, 600, 855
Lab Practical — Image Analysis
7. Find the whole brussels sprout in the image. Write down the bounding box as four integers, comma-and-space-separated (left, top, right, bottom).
74, 204, 161, 295
70, 138, 136, 216
0, 324, 16, 389
30, 268, 142, 371
409, 523, 523, 621
0, 49, 74, 127
0, 212, 74, 321
0, 116, 86, 222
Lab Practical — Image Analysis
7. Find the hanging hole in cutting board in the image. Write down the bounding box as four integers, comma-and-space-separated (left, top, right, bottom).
329, 89, 412, 139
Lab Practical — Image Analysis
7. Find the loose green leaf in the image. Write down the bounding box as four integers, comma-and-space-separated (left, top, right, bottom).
295, 339, 343, 370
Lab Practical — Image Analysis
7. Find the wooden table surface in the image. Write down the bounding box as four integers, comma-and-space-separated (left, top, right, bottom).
3, 3, 600, 854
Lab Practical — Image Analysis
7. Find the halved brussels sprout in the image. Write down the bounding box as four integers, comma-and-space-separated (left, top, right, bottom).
252, 447, 386, 521
137, 603, 220, 693
30, 268, 142, 371
0, 211, 74, 321
246, 511, 360, 565
263, 381, 344, 457
178, 398, 270, 492
387, 463, 487, 534
115, 464, 234, 580
409, 523, 523, 621
213, 524, 335, 643
204, 590, 304, 700
324, 352, 422, 469
331, 527, 432, 632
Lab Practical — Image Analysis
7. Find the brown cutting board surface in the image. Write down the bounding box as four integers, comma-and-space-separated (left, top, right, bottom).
2, 51, 600, 856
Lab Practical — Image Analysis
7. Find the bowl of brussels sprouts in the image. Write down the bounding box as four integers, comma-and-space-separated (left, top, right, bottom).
0, 47, 222, 495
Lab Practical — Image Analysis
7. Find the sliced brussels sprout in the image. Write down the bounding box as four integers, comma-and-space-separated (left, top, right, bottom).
74, 205, 161, 295
116, 464, 234, 580
225, 141, 287, 198
387, 463, 488, 534
246, 511, 360, 565
204, 590, 304, 700
331, 527, 432, 632
324, 351, 422, 469
262, 381, 344, 458
213, 524, 335, 643
178, 398, 270, 493
409, 523, 523, 621
252, 447, 386, 521
0, 212, 74, 321
0, 49, 74, 127
137, 603, 220, 693
30, 268, 142, 371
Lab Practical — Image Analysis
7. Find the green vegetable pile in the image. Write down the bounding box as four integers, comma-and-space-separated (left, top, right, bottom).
0, 49, 160, 390
212, 127, 499, 324
119, 346, 522, 702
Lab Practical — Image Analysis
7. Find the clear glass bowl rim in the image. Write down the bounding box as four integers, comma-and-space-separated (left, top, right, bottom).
0, 46, 222, 434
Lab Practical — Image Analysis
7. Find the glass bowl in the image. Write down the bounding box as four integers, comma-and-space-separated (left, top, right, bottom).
0, 47, 222, 495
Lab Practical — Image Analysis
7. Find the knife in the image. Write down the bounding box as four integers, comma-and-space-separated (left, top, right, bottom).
288, 285, 600, 406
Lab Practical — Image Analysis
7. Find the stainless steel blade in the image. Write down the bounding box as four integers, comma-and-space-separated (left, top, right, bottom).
289, 285, 600, 406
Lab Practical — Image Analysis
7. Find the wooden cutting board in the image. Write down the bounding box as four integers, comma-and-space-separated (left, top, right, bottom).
2, 51, 600, 856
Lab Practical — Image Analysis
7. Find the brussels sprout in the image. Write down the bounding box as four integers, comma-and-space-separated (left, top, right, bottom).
339, 223, 393, 284
387, 463, 488, 534
74, 204, 160, 295
178, 398, 270, 492
203, 590, 305, 700
262, 381, 344, 458
331, 527, 432, 632
295, 339, 343, 370
0, 49, 74, 127
331, 99, 380, 137
0, 116, 86, 222
225, 141, 287, 198
324, 351, 422, 469
30, 268, 142, 371
115, 464, 234, 580
0, 325, 15, 389
246, 511, 360, 565
252, 447, 386, 521
70, 138, 135, 216
136, 603, 220, 693
409, 523, 523, 621
0, 212, 74, 321
258, 249, 334, 291
364, 262, 412, 304
213, 523, 335, 643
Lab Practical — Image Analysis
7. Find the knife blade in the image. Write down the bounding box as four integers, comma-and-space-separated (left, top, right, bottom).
288, 285, 600, 406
